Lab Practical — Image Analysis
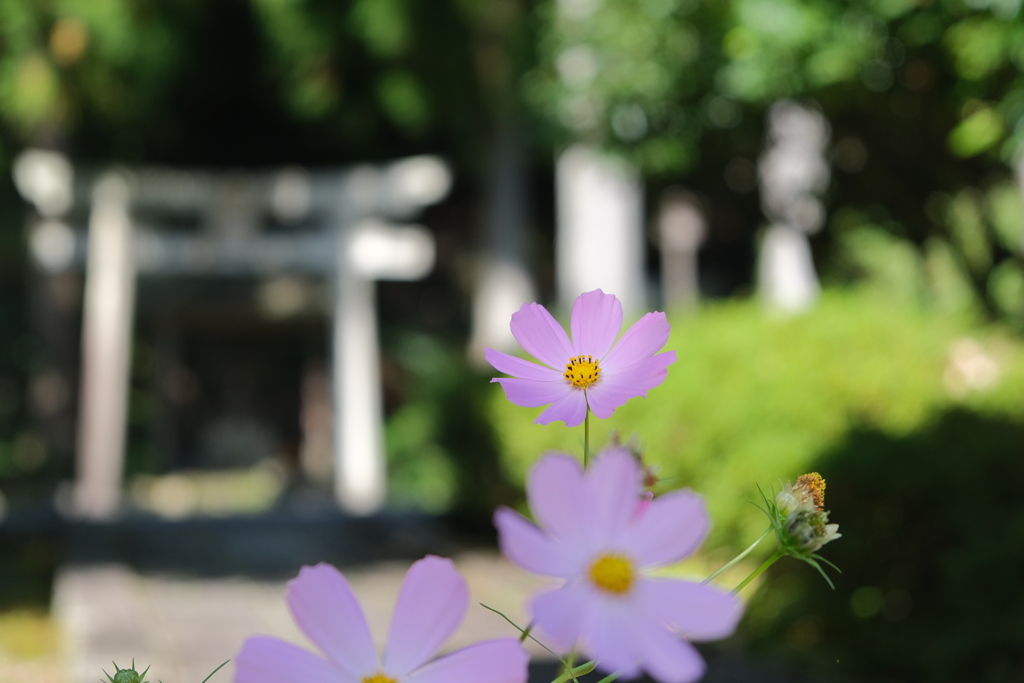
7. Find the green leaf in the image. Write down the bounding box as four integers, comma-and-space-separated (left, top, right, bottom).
948, 106, 1004, 158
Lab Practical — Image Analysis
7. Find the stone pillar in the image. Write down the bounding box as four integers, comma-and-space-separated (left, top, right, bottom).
330, 213, 435, 515
556, 145, 646, 312
330, 221, 385, 514
756, 101, 830, 313
74, 173, 135, 519
657, 189, 706, 311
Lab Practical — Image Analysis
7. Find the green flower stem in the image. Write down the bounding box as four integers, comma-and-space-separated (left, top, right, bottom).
583, 409, 591, 468
732, 548, 784, 595
481, 604, 584, 682
201, 661, 230, 683
702, 526, 773, 585
518, 620, 534, 644
552, 659, 597, 683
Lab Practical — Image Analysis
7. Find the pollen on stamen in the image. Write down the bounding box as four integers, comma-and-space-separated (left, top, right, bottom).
362, 673, 397, 683
796, 472, 826, 511
564, 355, 601, 389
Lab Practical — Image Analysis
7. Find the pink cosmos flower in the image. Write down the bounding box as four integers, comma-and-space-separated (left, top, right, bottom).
485, 289, 676, 427
494, 448, 743, 683
234, 556, 528, 683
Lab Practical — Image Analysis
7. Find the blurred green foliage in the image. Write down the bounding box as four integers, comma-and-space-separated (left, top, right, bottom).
0, 0, 533, 163
0, 0, 197, 146
827, 178, 1024, 328
385, 333, 515, 518
528, 0, 1024, 168
487, 288, 1024, 680
4, 0, 1022, 168
522, 0, 1024, 319
2, 0, 1024, 314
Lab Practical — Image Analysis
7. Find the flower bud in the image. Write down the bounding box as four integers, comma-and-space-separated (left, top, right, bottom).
783, 508, 842, 554
103, 660, 150, 683
769, 472, 841, 559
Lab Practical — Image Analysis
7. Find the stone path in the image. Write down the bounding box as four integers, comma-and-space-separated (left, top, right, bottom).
53, 551, 555, 683
46, 507, 804, 683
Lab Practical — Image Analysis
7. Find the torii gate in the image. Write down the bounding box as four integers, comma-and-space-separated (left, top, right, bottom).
13, 150, 450, 519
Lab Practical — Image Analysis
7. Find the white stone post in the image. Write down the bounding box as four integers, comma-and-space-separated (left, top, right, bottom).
330, 202, 436, 515
331, 249, 386, 514
657, 189, 706, 311
74, 173, 135, 519
756, 101, 830, 313
555, 145, 646, 312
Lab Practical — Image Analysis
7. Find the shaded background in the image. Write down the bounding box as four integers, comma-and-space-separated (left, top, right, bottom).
2, 1, 1024, 682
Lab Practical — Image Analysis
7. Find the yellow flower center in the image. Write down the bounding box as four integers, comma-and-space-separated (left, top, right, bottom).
796, 472, 826, 511
588, 553, 634, 595
362, 673, 397, 683
564, 355, 601, 389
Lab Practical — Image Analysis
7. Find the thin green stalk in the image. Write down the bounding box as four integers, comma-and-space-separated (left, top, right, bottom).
551, 656, 596, 683
584, 409, 591, 468
702, 526, 773, 585
551, 649, 598, 683
480, 604, 583, 683
201, 660, 230, 683
732, 549, 784, 595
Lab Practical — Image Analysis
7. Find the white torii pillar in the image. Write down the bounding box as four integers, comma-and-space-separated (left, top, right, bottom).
330, 220, 434, 514
330, 159, 446, 515
75, 173, 136, 518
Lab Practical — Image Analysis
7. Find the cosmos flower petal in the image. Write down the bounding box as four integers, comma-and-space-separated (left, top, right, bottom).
494, 507, 581, 577
583, 605, 642, 679
602, 312, 672, 370
632, 621, 707, 683
527, 453, 588, 549
584, 448, 642, 543
235, 636, 350, 683
583, 381, 648, 420
384, 556, 468, 677
286, 564, 377, 678
570, 289, 623, 359
509, 302, 574, 369
485, 348, 564, 382
603, 352, 678, 392
530, 584, 591, 652
623, 490, 709, 567
492, 378, 572, 408
410, 639, 529, 683
534, 386, 589, 426
637, 579, 744, 642
584, 352, 676, 419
